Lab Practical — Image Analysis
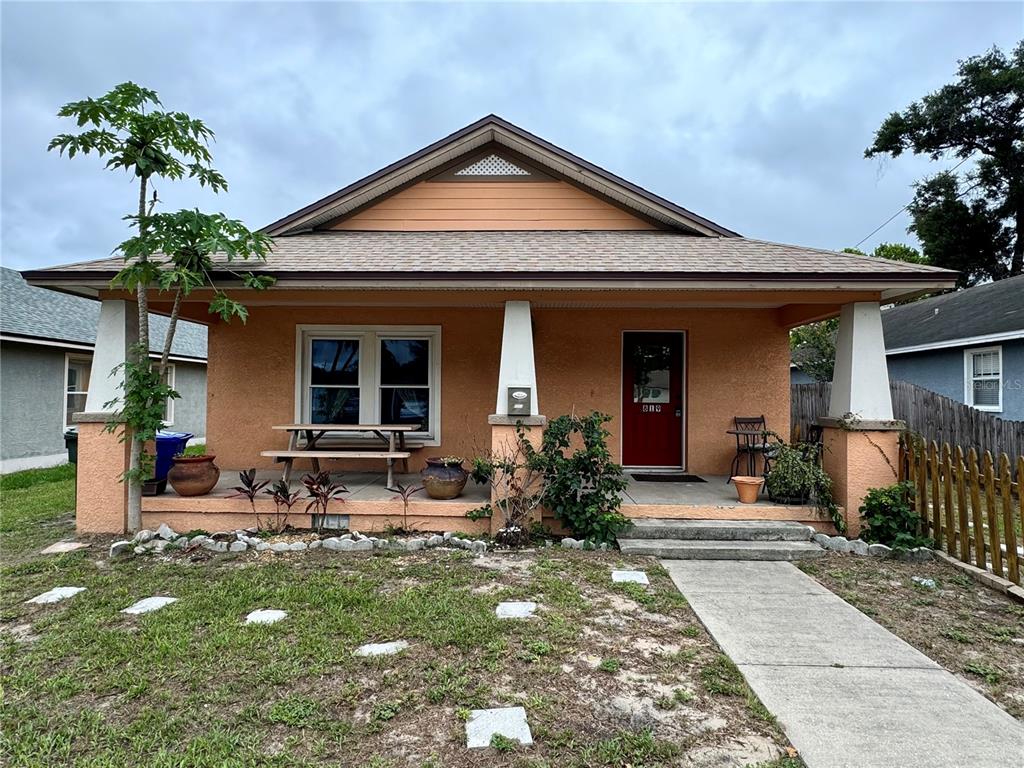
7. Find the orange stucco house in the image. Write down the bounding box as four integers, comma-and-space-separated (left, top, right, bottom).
26, 116, 957, 536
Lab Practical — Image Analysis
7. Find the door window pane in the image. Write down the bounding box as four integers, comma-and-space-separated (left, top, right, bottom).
380, 387, 429, 427
380, 339, 429, 385
632, 343, 672, 403
311, 387, 360, 424
311, 339, 359, 385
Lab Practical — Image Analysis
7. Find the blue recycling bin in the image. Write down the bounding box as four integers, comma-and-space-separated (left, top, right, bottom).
154, 431, 194, 481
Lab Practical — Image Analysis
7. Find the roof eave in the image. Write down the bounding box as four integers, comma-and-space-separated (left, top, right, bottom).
22, 269, 957, 296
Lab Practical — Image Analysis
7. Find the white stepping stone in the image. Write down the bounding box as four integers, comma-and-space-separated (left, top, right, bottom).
612, 569, 650, 586
26, 586, 85, 604
40, 541, 90, 555
495, 601, 537, 619
245, 609, 287, 625
121, 596, 177, 615
354, 640, 409, 657
465, 706, 533, 749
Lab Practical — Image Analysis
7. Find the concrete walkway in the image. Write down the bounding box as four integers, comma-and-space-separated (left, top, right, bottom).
663, 560, 1024, 768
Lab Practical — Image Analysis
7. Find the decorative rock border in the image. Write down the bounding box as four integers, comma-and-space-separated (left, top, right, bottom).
110, 526, 491, 560
811, 531, 934, 562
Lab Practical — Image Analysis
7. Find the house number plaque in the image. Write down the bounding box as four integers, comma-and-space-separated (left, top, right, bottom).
641, 404, 662, 413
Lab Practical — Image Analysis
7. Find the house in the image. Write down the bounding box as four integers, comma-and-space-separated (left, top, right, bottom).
0, 266, 207, 473
882, 276, 1024, 420
23, 115, 956, 536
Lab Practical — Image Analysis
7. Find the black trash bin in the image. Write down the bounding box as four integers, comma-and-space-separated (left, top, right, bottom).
64, 428, 78, 464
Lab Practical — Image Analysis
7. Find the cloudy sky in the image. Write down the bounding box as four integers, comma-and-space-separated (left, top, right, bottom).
2, 2, 1019, 270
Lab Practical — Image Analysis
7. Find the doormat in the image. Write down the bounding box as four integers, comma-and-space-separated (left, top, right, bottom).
630, 473, 706, 483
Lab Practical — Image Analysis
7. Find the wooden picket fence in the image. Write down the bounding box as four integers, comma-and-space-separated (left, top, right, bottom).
793, 380, 1024, 467
901, 438, 1023, 585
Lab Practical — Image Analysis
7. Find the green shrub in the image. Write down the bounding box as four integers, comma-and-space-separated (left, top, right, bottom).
539, 412, 629, 543
859, 482, 930, 549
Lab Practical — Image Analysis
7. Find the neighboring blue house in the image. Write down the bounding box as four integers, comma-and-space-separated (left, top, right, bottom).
792, 275, 1024, 421
1, 267, 209, 473
882, 276, 1024, 421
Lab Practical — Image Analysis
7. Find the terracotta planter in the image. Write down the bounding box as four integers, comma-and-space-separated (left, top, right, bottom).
168, 455, 220, 497
420, 458, 468, 500
733, 476, 764, 504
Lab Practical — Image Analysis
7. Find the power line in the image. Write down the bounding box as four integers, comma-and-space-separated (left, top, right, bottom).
853, 155, 974, 249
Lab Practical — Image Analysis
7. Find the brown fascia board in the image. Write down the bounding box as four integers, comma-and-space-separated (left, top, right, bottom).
261, 115, 740, 238
21, 267, 958, 284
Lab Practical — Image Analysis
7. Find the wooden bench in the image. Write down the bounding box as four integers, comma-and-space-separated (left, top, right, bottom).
260, 450, 412, 487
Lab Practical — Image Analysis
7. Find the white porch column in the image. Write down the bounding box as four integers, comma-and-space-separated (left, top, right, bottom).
494, 300, 539, 417
84, 299, 140, 414
827, 301, 893, 420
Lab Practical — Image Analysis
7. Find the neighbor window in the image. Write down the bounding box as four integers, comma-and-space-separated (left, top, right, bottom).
298, 326, 440, 441
161, 364, 176, 425
64, 354, 92, 428
964, 346, 1002, 412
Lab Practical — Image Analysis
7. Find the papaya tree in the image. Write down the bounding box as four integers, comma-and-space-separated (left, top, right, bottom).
49, 83, 273, 531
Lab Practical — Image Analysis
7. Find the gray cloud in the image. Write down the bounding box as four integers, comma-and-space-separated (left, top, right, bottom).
2, 1, 1018, 269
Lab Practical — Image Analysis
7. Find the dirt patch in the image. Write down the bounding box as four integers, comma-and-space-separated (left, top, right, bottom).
801, 554, 1024, 719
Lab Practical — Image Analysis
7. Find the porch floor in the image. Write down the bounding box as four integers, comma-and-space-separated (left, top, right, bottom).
623, 474, 787, 508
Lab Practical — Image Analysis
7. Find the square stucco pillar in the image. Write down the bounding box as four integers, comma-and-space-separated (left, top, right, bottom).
488, 300, 545, 535
820, 301, 903, 536
74, 299, 139, 534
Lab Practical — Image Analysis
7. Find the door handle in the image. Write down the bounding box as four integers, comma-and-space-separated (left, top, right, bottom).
675, 409, 682, 417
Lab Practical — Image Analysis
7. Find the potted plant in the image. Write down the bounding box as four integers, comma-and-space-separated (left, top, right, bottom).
168, 455, 221, 497
732, 475, 764, 504
420, 456, 468, 500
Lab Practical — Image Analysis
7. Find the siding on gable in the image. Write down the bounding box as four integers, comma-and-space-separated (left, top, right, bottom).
328, 180, 659, 231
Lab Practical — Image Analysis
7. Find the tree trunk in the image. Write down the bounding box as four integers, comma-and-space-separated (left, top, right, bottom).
126, 176, 150, 533
1011, 205, 1023, 277
157, 288, 183, 375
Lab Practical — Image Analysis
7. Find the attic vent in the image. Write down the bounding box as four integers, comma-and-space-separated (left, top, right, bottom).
454, 154, 531, 177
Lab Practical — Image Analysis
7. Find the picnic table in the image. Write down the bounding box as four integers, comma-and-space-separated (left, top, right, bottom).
260, 424, 420, 488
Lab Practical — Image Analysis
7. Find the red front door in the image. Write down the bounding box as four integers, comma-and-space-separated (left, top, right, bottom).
622, 332, 684, 467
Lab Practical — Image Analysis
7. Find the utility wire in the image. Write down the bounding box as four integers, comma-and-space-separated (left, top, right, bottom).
853, 155, 974, 249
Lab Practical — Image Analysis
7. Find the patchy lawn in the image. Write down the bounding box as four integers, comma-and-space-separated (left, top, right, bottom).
799, 554, 1024, 720
0, 467, 796, 767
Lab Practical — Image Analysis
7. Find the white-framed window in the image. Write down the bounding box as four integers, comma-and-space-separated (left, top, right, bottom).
161, 364, 176, 425
64, 353, 92, 428
964, 346, 1002, 412
296, 325, 441, 443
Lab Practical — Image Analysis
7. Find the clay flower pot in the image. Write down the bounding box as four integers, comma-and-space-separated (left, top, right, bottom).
420, 457, 468, 500
733, 476, 764, 504
168, 455, 221, 497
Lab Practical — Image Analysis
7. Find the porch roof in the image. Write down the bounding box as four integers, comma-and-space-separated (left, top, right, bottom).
25, 231, 955, 295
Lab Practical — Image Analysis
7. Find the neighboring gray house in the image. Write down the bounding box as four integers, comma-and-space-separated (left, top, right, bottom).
792, 276, 1024, 421
0, 267, 207, 473
882, 276, 1024, 421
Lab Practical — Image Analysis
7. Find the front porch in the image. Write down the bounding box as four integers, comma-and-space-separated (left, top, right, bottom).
140, 468, 835, 535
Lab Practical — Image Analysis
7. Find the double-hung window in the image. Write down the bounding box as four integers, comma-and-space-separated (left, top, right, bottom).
964, 346, 1002, 412
299, 326, 440, 442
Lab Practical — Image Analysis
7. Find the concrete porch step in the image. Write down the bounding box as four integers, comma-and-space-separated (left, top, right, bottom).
618, 539, 826, 561
624, 519, 814, 542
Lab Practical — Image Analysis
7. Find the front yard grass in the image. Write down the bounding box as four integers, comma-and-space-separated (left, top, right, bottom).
1, 466, 793, 767
800, 554, 1024, 720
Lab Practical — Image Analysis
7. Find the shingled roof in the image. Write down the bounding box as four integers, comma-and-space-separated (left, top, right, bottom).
25, 231, 954, 282
882, 274, 1024, 352
1, 267, 207, 360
